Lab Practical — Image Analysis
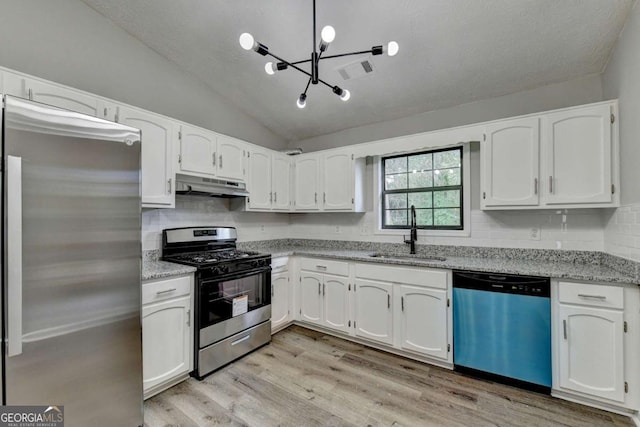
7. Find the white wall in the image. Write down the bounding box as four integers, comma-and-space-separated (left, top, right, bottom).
602, 2, 640, 261
0, 0, 285, 150
142, 197, 290, 251
291, 75, 604, 152
287, 75, 608, 250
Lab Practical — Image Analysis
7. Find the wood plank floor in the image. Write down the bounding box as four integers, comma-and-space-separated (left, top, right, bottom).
145, 325, 634, 427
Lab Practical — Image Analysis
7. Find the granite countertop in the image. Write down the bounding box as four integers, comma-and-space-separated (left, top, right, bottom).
143, 260, 197, 281
241, 244, 638, 285
142, 240, 639, 285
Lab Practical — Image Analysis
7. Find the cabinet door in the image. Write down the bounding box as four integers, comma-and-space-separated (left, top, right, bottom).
398, 285, 448, 359
217, 136, 246, 182
179, 125, 216, 176
247, 149, 272, 210
482, 118, 539, 207
118, 106, 175, 207
299, 271, 323, 325
142, 296, 191, 392
272, 153, 291, 211
24, 78, 114, 120
544, 104, 612, 205
271, 271, 290, 332
294, 154, 321, 210
323, 274, 349, 333
323, 152, 353, 210
354, 279, 393, 345
558, 304, 624, 403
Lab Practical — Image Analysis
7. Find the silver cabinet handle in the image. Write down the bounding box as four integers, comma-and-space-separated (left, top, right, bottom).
534, 178, 538, 195
27, 88, 33, 100
274, 192, 277, 203
323, 192, 326, 204
387, 294, 391, 309
104, 107, 108, 117
269, 192, 273, 203
186, 309, 191, 326
318, 283, 321, 295
7, 155, 23, 357
212, 152, 216, 166
272, 265, 286, 271
323, 283, 325, 296
231, 334, 251, 346
314, 192, 318, 203
219, 155, 223, 168
156, 288, 177, 295
563, 319, 567, 340
549, 176, 553, 194
271, 284, 274, 297
401, 296, 404, 312
167, 178, 172, 194
577, 294, 607, 300
316, 265, 327, 270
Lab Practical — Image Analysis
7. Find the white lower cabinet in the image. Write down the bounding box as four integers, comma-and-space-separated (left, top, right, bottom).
558, 304, 624, 402
142, 275, 193, 399
354, 279, 394, 345
271, 257, 291, 333
298, 259, 350, 333
553, 281, 639, 411
397, 285, 449, 360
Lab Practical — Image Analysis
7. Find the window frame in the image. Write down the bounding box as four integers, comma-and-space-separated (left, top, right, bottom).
380, 146, 464, 231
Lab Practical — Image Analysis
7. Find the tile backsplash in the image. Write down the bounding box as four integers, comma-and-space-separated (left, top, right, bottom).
604, 202, 640, 262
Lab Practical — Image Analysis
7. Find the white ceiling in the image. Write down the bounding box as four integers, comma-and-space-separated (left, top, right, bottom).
80, 0, 634, 142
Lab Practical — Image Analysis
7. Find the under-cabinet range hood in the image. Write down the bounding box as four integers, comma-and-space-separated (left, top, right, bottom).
175, 174, 249, 198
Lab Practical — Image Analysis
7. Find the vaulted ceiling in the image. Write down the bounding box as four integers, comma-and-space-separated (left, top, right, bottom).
80, 0, 634, 142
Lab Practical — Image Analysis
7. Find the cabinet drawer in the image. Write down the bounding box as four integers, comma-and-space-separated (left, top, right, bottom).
299, 258, 349, 276
558, 281, 623, 309
355, 263, 448, 289
271, 256, 289, 273
143, 275, 191, 305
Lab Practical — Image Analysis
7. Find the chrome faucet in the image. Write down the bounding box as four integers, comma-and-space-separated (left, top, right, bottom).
404, 205, 417, 254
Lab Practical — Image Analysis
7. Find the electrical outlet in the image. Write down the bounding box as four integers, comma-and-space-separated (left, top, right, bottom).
530, 227, 540, 240
360, 225, 369, 235
260, 225, 265, 232
335, 225, 341, 234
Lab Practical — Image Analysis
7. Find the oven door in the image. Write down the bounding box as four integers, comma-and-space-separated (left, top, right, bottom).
199, 267, 271, 348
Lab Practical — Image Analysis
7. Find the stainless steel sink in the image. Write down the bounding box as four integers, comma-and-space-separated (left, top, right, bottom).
369, 253, 446, 262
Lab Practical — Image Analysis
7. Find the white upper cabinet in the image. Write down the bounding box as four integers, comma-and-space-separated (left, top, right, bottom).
292, 151, 365, 212
117, 106, 175, 208
482, 117, 540, 208
246, 147, 272, 210
543, 104, 613, 205
294, 153, 322, 210
178, 125, 217, 176
481, 101, 618, 210
272, 153, 292, 211
18, 76, 116, 121
217, 135, 246, 182
323, 151, 354, 210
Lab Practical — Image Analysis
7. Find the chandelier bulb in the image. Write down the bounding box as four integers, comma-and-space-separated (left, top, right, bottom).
265, 62, 275, 75
340, 89, 351, 102
239, 33, 255, 51
296, 94, 307, 109
321, 26, 336, 43
387, 41, 399, 57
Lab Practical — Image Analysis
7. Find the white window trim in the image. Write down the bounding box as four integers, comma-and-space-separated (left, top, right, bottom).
373, 143, 471, 237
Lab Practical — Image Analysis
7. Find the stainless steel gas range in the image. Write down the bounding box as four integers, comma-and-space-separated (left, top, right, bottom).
162, 226, 271, 379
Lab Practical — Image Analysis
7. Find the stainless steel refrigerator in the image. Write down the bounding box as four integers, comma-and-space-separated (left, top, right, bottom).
1, 95, 143, 425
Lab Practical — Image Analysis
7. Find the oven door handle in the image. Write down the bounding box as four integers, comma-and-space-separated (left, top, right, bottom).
203, 266, 271, 283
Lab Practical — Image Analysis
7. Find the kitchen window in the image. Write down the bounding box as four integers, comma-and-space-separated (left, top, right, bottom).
381, 147, 463, 230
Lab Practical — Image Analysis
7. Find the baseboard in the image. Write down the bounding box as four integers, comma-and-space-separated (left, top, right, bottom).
551, 389, 637, 418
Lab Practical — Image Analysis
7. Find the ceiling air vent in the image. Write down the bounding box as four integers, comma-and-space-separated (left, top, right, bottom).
337, 58, 375, 81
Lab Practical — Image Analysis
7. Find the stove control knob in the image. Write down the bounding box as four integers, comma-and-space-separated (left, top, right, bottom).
220, 265, 229, 274
251, 260, 260, 269
212, 267, 221, 275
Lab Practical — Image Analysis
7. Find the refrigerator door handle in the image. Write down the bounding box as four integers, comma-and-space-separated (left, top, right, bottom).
7, 155, 23, 357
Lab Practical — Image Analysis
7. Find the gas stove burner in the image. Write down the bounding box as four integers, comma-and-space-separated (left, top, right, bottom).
165, 249, 259, 266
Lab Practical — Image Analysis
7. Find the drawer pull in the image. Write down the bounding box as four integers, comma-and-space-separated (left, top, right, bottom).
577, 294, 607, 300
563, 319, 567, 340
272, 265, 286, 271
156, 288, 177, 295
231, 335, 251, 346
316, 265, 327, 270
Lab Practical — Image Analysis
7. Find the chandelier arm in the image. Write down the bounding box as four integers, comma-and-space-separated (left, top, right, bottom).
283, 49, 376, 67
302, 77, 312, 96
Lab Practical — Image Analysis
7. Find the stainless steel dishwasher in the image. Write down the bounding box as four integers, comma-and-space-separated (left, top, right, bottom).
452, 270, 552, 393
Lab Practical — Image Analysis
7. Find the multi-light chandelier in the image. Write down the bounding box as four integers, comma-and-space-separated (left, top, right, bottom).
239, 0, 399, 109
